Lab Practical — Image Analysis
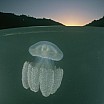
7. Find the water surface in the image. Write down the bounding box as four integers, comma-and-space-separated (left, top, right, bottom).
0, 26, 104, 104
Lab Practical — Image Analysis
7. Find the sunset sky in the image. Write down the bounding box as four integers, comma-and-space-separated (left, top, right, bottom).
0, 0, 104, 26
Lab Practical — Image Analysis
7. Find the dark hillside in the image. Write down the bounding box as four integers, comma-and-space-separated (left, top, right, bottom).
86, 16, 104, 27
0, 12, 64, 29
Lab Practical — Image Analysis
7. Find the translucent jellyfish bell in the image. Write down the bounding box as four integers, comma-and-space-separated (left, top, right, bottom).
22, 41, 63, 97
29, 41, 63, 61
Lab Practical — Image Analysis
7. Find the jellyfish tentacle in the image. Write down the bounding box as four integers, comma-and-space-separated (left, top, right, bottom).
51, 67, 63, 94
30, 67, 35, 91
31, 67, 40, 92
39, 67, 54, 97
22, 61, 29, 89
27, 63, 34, 91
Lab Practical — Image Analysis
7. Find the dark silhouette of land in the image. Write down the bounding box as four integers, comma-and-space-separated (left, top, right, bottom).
86, 16, 104, 27
0, 12, 64, 29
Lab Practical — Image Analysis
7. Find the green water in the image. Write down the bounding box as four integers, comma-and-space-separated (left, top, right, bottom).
0, 26, 104, 104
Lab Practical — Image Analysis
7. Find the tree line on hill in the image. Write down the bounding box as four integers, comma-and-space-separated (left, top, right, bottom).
0, 12, 64, 29
86, 16, 104, 27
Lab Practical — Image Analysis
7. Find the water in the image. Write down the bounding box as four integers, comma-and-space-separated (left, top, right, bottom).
0, 26, 104, 104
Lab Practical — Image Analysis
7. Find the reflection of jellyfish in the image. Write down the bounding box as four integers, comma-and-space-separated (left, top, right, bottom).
22, 41, 63, 97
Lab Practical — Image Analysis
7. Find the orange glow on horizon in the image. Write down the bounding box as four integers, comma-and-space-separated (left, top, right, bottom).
52, 13, 88, 26
54, 17, 86, 26
64, 22, 84, 26
61, 19, 85, 26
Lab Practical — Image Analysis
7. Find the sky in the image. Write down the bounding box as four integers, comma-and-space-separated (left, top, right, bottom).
0, 0, 104, 26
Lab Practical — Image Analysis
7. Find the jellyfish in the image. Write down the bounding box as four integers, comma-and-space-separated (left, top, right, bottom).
22, 41, 63, 97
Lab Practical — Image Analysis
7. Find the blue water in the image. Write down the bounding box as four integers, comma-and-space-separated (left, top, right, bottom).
0, 26, 104, 104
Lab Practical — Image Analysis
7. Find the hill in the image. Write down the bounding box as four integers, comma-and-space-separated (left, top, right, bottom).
0, 12, 64, 29
86, 16, 104, 27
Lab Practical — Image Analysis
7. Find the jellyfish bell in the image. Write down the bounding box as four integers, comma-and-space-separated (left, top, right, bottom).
29, 41, 63, 61
22, 41, 63, 97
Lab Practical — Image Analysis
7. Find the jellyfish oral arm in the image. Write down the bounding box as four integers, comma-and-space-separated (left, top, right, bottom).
51, 67, 63, 94
27, 64, 40, 92
22, 61, 29, 89
39, 67, 54, 97
22, 58, 63, 97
